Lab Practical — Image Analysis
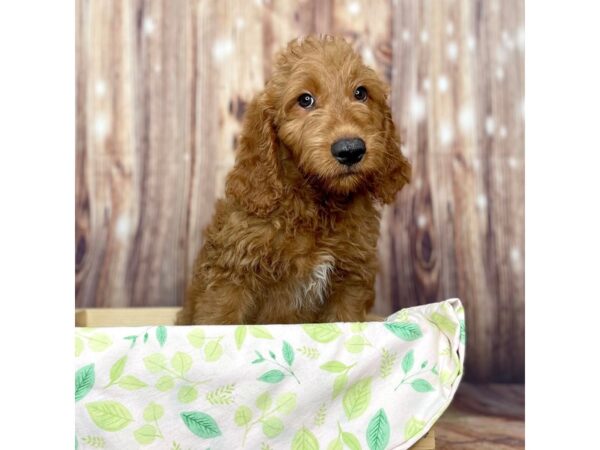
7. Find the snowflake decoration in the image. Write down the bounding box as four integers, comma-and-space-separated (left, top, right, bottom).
410, 95, 426, 121
95, 81, 106, 98
213, 39, 234, 62
347, 1, 361, 16
459, 105, 475, 132
437, 75, 449, 93
143, 18, 155, 35
439, 122, 454, 146
447, 42, 458, 61
485, 116, 496, 136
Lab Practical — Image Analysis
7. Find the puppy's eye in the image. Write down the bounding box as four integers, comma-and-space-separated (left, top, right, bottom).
298, 93, 315, 109
354, 86, 368, 102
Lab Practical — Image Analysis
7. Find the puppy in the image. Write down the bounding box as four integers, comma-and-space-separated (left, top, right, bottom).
177, 35, 410, 325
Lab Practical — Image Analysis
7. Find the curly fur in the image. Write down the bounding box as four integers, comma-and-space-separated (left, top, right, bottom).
177, 36, 411, 325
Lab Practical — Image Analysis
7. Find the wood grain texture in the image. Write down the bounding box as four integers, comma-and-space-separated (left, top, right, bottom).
76, 0, 524, 381
437, 383, 524, 449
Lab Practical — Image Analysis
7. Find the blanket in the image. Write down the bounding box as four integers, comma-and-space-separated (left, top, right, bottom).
75, 298, 465, 449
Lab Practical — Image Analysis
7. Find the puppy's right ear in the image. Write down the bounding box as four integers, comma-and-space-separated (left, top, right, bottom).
371, 103, 411, 204
225, 91, 282, 217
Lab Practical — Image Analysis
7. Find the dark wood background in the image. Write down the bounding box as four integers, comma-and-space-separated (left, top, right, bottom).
76, 0, 524, 382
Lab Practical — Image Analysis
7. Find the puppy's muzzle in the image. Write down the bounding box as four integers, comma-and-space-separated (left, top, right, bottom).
331, 138, 366, 166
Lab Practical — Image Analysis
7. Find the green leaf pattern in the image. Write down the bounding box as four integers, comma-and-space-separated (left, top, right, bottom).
292, 427, 319, 450
384, 322, 423, 341
117, 375, 147, 390
75, 363, 95, 402
235, 326, 247, 350
344, 335, 371, 353
302, 323, 342, 343
156, 326, 167, 347
80, 435, 104, 447
282, 340, 295, 366
343, 377, 372, 420
75, 300, 465, 448
235, 406, 253, 426
366, 409, 390, 450
206, 384, 235, 405
297, 346, 320, 360
313, 403, 327, 427
379, 348, 397, 379
235, 391, 298, 443
109, 356, 127, 384
404, 416, 425, 440
180, 411, 221, 438
401, 349, 414, 374
258, 369, 285, 383
85, 401, 133, 431
133, 402, 165, 445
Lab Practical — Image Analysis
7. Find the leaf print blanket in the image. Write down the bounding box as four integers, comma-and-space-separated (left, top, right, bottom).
75, 298, 465, 450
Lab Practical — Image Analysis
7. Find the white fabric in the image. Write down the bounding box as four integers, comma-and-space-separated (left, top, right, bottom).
75, 299, 465, 449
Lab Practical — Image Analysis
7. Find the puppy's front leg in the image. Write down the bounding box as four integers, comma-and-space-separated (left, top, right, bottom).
322, 280, 375, 323
190, 284, 255, 325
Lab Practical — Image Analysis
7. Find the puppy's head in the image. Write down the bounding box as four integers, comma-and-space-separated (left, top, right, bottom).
227, 35, 411, 215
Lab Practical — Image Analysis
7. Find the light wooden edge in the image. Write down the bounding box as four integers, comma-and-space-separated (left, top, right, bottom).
75, 307, 180, 327
411, 430, 435, 449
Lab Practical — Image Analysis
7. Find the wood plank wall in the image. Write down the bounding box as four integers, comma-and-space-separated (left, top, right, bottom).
76, 0, 524, 382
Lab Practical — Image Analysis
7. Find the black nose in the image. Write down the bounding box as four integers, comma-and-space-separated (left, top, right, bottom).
330, 138, 366, 166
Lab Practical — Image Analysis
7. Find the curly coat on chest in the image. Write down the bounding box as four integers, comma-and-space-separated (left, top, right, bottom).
177, 36, 410, 325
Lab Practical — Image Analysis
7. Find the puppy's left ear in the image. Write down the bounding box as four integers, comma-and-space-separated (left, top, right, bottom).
372, 105, 411, 204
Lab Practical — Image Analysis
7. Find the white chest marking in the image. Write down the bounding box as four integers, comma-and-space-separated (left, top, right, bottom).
295, 255, 335, 309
